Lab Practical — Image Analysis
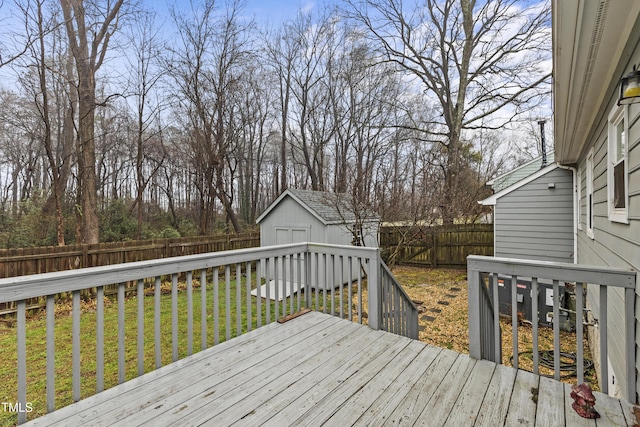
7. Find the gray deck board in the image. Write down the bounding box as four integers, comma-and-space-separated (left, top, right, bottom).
24, 311, 637, 427
474, 363, 517, 427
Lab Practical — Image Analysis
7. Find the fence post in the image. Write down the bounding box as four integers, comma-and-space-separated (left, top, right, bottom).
467, 257, 482, 359
367, 249, 381, 330
82, 244, 88, 268
433, 230, 438, 268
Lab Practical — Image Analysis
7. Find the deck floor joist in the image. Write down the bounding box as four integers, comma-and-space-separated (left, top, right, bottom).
25, 311, 636, 426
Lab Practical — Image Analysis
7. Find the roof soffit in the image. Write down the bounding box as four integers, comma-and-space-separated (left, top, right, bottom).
553, 0, 640, 164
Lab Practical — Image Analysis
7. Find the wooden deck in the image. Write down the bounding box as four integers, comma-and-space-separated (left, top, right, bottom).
25, 311, 636, 426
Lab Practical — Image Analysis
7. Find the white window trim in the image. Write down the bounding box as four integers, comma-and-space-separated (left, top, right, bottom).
586, 148, 594, 239
607, 104, 629, 224
577, 167, 582, 231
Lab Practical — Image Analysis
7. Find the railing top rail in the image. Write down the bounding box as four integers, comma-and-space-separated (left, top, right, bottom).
467, 255, 636, 289
306, 242, 378, 258
0, 242, 380, 304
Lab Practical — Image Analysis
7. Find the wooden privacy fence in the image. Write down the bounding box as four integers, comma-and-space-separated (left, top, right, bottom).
380, 224, 494, 267
0, 233, 260, 279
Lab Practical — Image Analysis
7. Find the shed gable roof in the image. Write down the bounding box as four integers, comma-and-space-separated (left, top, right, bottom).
480, 163, 562, 206
488, 152, 555, 193
256, 189, 378, 225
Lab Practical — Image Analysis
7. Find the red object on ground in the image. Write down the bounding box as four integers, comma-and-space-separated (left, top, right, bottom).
570, 383, 600, 419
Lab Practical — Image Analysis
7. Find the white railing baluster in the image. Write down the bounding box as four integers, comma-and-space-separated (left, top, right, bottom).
531, 277, 539, 375
186, 271, 193, 357
280, 256, 285, 317
137, 279, 145, 375
306, 252, 312, 309
289, 254, 294, 315
257, 259, 262, 328
118, 283, 125, 382
154, 276, 161, 368
265, 258, 270, 324
213, 268, 219, 345
339, 255, 344, 319
553, 280, 560, 380
322, 254, 327, 314
274, 257, 279, 320
358, 258, 362, 324
96, 287, 104, 392
348, 257, 353, 321
236, 263, 241, 336
17, 300, 26, 425
246, 262, 252, 332
171, 274, 178, 362
600, 285, 608, 394
73, 290, 80, 400
296, 253, 302, 311
625, 287, 635, 401
511, 276, 518, 370
200, 269, 207, 350
225, 265, 231, 341
576, 282, 584, 383
331, 255, 336, 317
46, 294, 55, 411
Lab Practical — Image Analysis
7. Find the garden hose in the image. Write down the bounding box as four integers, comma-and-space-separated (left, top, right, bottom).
509, 350, 594, 379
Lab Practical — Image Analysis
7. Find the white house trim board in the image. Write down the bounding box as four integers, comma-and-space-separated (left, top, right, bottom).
480, 163, 561, 206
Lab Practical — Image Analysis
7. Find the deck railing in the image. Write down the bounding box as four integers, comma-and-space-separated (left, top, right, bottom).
0, 242, 417, 425
467, 255, 636, 402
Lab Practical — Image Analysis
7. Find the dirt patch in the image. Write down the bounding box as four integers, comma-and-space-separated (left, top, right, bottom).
391, 266, 469, 353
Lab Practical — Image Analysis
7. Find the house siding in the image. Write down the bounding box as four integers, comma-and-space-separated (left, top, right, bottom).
494, 167, 574, 263
576, 49, 640, 400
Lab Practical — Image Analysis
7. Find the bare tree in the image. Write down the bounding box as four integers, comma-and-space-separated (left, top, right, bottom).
125, 10, 166, 239
59, 0, 126, 243
167, 0, 252, 234
31, 0, 66, 244
346, 0, 551, 223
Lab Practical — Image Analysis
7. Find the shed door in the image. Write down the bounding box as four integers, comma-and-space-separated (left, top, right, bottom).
275, 226, 310, 245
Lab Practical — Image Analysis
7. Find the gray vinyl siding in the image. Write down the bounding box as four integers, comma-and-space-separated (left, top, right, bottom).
576, 47, 640, 400
494, 167, 574, 263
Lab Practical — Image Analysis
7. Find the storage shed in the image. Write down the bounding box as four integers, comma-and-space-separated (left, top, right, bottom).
480, 155, 575, 264
254, 189, 380, 299
256, 188, 379, 248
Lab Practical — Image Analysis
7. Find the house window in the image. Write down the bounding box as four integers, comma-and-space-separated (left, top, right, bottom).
607, 105, 629, 223
586, 149, 594, 239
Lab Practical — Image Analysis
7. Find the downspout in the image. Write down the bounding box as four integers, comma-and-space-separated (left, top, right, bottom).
558, 163, 578, 264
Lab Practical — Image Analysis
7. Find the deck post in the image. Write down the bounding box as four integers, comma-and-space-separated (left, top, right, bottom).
368, 249, 381, 330
468, 258, 481, 359
625, 286, 636, 402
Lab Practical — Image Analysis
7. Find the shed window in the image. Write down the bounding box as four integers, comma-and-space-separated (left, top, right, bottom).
607, 105, 629, 223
